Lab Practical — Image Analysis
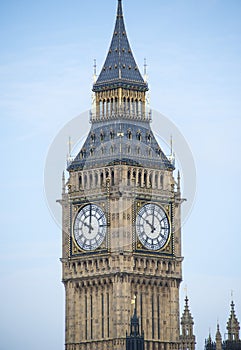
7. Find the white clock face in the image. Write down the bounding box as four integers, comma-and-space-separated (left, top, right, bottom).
73, 204, 107, 251
136, 203, 170, 251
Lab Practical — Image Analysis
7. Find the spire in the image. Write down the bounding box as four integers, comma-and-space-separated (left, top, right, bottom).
62, 171, 66, 194
93, 59, 97, 83
144, 58, 148, 83
216, 323, 222, 350
126, 305, 144, 350
177, 170, 181, 193
204, 331, 215, 350
93, 0, 148, 92
130, 308, 139, 336
227, 300, 240, 341
180, 296, 196, 350
181, 296, 194, 326
117, 0, 123, 17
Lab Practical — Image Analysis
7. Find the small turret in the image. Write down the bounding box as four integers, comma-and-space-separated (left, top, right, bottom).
180, 296, 196, 350
215, 323, 222, 350
205, 332, 215, 350
126, 307, 144, 350
227, 300, 240, 341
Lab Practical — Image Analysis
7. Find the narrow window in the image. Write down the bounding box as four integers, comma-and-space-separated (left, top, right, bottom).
140, 292, 143, 332
135, 100, 139, 114
137, 131, 142, 141
103, 100, 106, 116
144, 172, 147, 187
91, 133, 95, 143
155, 174, 158, 188
100, 172, 104, 186
89, 173, 93, 187
95, 173, 98, 186
85, 294, 88, 340
84, 174, 88, 188
107, 99, 110, 115
149, 173, 152, 188
138, 171, 142, 185
99, 101, 103, 117
90, 294, 93, 339
111, 170, 115, 186
110, 130, 114, 140
107, 293, 110, 337
160, 174, 163, 189
133, 170, 136, 182
102, 293, 104, 338
127, 170, 131, 186
152, 293, 155, 339
157, 294, 160, 339
100, 130, 104, 141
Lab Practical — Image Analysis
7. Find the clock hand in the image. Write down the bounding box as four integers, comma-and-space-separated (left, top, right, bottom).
137, 213, 156, 232
80, 220, 94, 231
144, 218, 156, 233
89, 205, 92, 234
152, 207, 155, 227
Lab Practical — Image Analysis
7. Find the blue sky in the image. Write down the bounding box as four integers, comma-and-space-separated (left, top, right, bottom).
1, 1, 241, 349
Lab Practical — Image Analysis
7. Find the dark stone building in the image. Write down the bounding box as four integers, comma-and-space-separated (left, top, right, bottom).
205, 301, 241, 350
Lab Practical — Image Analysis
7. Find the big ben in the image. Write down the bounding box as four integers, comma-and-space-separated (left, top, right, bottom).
61, 1, 184, 349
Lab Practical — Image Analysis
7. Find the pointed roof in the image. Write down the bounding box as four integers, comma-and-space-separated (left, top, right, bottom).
181, 296, 194, 325
67, 121, 174, 171
216, 323, 222, 342
227, 300, 240, 338
130, 308, 140, 336
93, 0, 148, 92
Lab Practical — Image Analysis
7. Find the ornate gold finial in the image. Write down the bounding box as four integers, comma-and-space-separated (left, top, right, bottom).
131, 294, 137, 308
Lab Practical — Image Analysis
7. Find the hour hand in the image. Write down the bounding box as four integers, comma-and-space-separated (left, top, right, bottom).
145, 218, 156, 233
82, 220, 94, 231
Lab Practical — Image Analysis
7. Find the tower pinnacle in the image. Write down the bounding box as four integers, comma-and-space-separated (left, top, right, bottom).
227, 300, 240, 341
117, 0, 123, 17
126, 306, 144, 350
180, 296, 196, 350
216, 323, 222, 350
93, 0, 148, 92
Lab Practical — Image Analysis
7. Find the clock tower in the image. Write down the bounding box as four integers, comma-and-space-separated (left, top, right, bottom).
61, 1, 184, 349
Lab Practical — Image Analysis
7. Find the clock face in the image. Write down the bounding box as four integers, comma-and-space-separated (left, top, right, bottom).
73, 204, 107, 251
136, 203, 170, 251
